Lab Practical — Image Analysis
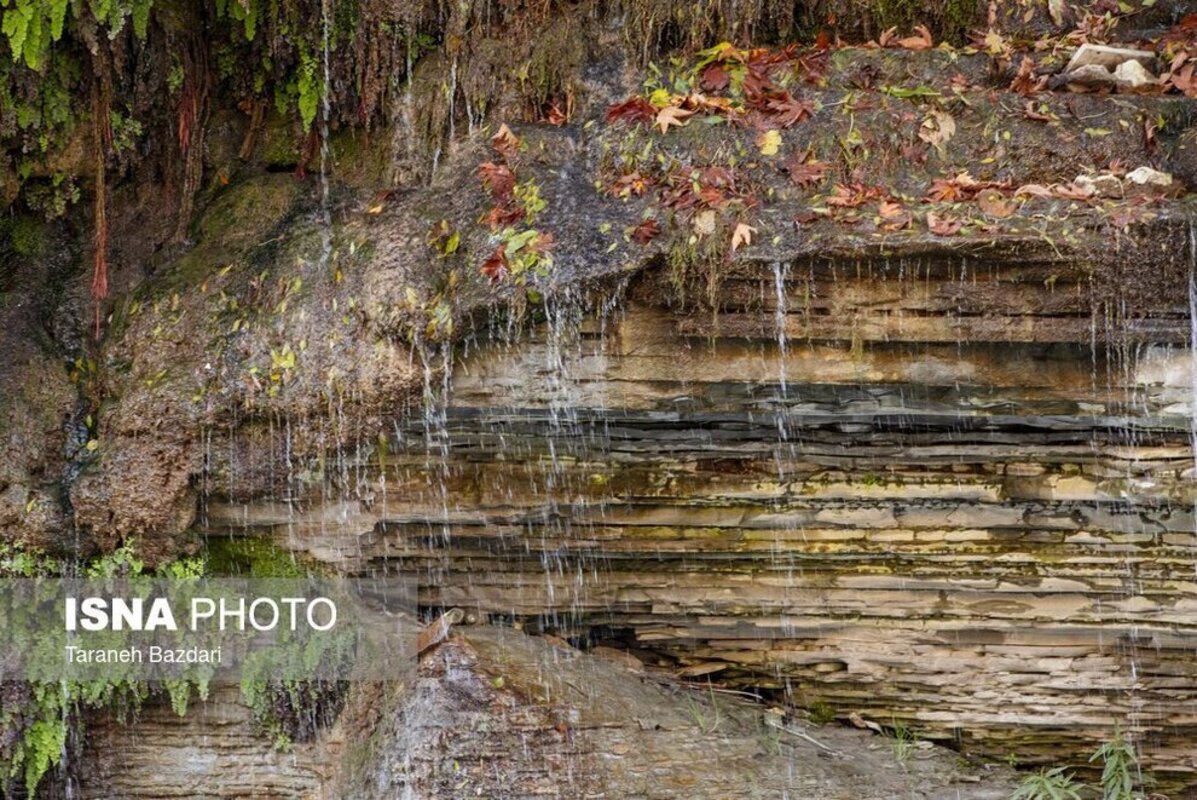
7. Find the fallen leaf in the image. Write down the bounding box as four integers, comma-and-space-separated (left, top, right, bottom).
480, 243, 509, 281
632, 218, 661, 244
757, 129, 782, 156
700, 63, 730, 91
730, 222, 757, 252
1010, 57, 1040, 95
611, 172, 653, 197
927, 211, 963, 236
787, 153, 830, 187
897, 24, 933, 51
924, 172, 1008, 202
918, 110, 956, 149
827, 183, 884, 208
1013, 183, 1054, 198
878, 200, 912, 229
478, 162, 516, 201
764, 93, 814, 127
977, 188, 1015, 218
655, 105, 695, 134
545, 103, 567, 126
491, 123, 521, 157
1048, 0, 1067, 26
606, 97, 657, 124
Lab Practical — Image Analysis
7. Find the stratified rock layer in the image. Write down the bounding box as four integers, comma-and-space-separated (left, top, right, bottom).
78, 627, 1021, 798
204, 257, 1197, 791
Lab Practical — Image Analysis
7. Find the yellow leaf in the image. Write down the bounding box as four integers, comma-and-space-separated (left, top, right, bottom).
368, 204, 384, 214
757, 129, 782, 156
730, 222, 757, 253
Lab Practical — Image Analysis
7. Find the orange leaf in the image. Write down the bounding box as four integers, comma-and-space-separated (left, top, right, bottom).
897, 24, 933, 51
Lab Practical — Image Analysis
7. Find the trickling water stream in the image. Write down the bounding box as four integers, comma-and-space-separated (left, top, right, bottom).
192, 251, 1197, 792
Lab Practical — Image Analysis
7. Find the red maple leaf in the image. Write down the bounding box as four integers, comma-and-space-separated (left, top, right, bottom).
478, 162, 515, 202
480, 243, 509, 281
606, 97, 657, 125
632, 218, 661, 244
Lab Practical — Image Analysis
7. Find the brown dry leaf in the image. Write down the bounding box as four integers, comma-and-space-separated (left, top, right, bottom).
701, 63, 730, 92
878, 200, 912, 229
1014, 183, 1054, 198
977, 188, 1015, 218
927, 211, 963, 236
897, 24, 933, 51
730, 222, 757, 253
606, 97, 657, 124
491, 123, 521, 157
765, 93, 815, 127
918, 110, 956, 150
631, 218, 661, 244
655, 105, 694, 134
1052, 182, 1094, 200
1010, 57, 1039, 95
787, 154, 830, 187
612, 172, 653, 198
478, 161, 516, 201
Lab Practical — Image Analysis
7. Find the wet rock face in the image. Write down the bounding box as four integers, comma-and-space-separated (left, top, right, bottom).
203, 257, 1197, 792
77, 685, 336, 799
78, 627, 1020, 798
343, 627, 1022, 799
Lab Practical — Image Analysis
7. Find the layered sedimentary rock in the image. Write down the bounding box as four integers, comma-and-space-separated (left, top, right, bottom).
77, 627, 1021, 799
204, 254, 1197, 791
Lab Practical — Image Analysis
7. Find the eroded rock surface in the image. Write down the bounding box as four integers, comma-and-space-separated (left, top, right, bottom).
76, 627, 1020, 799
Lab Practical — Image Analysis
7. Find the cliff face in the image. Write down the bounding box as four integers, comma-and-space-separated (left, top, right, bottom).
201, 265, 1197, 791
79, 626, 1022, 799
2, 1, 1197, 795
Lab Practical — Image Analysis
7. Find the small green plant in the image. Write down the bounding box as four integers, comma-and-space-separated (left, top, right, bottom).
807, 700, 837, 725
513, 179, 547, 222
683, 686, 721, 735
887, 720, 916, 768
1010, 768, 1083, 800
1091, 727, 1138, 800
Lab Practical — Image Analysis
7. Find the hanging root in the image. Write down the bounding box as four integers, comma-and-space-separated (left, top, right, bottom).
174, 35, 209, 242
91, 72, 112, 339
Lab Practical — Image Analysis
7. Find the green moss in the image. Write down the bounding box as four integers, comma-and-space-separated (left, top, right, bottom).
5, 216, 47, 257
203, 536, 317, 577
